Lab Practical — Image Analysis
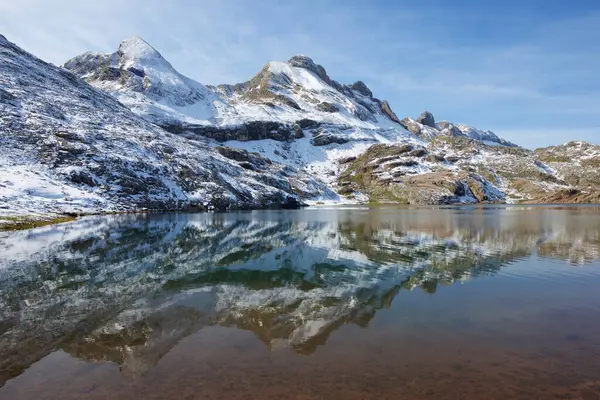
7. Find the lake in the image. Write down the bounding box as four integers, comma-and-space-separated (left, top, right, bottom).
1, 205, 600, 400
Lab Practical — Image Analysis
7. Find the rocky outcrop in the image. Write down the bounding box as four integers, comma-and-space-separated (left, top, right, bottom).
163, 120, 304, 142
351, 81, 373, 98
337, 142, 505, 204
417, 111, 436, 128
400, 113, 517, 147
311, 133, 350, 146
287, 55, 333, 84
335, 135, 600, 205
378, 100, 402, 124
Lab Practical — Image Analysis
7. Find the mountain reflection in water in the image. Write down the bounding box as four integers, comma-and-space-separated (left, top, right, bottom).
0, 205, 599, 387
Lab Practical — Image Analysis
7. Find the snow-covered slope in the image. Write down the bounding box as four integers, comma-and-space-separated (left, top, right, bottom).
0, 34, 335, 217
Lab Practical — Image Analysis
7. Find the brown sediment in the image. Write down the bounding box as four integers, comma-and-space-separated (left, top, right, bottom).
3, 310, 600, 400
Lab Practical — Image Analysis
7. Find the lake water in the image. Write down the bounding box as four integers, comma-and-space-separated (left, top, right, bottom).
1, 205, 600, 399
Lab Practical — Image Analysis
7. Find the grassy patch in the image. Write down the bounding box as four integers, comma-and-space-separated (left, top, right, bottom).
0, 215, 77, 232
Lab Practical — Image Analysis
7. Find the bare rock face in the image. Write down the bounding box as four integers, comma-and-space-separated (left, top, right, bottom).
351, 81, 373, 98
287, 55, 332, 84
379, 100, 402, 124
162, 120, 304, 142
400, 117, 424, 135
417, 111, 436, 128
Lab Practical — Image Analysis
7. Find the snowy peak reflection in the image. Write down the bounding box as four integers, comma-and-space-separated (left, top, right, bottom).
0, 207, 599, 383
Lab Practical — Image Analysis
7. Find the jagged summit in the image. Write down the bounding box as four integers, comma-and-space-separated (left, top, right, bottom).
64, 35, 215, 121
400, 110, 516, 147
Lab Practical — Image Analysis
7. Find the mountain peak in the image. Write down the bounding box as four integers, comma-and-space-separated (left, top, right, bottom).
287, 54, 317, 68
287, 55, 332, 84
117, 36, 164, 64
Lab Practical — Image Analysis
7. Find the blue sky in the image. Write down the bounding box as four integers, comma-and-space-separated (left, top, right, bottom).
1, 0, 598, 148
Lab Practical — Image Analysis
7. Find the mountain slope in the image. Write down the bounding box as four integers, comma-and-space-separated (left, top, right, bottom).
0, 34, 334, 218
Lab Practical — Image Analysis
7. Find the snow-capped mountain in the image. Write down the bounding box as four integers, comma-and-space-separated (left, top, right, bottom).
65, 37, 406, 133
0, 34, 335, 218
1, 33, 599, 220
64, 36, 534, 200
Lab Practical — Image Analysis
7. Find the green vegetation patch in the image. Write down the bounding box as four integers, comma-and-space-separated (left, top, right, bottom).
0, 215, 77, 232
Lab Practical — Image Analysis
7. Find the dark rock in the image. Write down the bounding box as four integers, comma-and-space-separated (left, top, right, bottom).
238, 162, 256, 171
287, 55, 332, 84
317, 102, 339, 113
351, 81, 373, 98
379, 100, 402, 124
338, 156, 357, 164
69, 171, 97, 187
127, 67, 145, 78
386, 160, 419, 168
311, 134, 350, 146
417, 111, 436, 128
297, 119, 320, 129
164, 120, 304, 142
394, 144, 415, 154
275, 95, 301, 110
426, 154, 446, 163
96, 66, 121, 81
445, 155, 460, 163
0, 88, 16, 104
215, 146, 271, 170
409, 148, 428, 158
338, 186, 355, 195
